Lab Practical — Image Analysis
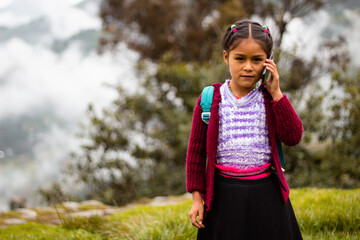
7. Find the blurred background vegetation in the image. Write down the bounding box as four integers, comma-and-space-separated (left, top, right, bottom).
39, 0, 360, 206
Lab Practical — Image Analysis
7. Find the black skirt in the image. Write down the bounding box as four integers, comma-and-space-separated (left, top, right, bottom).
197, 172, 303, 240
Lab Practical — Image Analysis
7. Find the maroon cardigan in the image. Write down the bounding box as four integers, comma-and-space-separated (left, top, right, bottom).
186, 83, 303, 216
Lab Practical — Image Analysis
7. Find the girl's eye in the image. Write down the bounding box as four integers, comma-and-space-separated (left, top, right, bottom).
254, 58, 262, 62
236, 57, 245, 61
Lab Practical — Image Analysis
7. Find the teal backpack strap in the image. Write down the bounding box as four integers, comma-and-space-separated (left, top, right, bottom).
200, 86, 214, 124
276, 138, 285, 167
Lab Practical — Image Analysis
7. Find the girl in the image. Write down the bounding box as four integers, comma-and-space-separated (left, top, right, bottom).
186, 19, 303, 239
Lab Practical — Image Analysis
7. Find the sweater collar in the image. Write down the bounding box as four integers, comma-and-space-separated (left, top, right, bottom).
223, 79, 262, 107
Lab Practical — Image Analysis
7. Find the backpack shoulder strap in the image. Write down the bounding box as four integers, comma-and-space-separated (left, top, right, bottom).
276, 138, 285, 167
200, 86, 214, 124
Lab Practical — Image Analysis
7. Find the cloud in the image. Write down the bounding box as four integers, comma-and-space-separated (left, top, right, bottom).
0, 11, 32, 27
0, 123, 79, 211
0, 32, 138, 211
0, 0, 14, 9
0, 38, 138, 120
0, 0, 100, 38
41, 1, 101, 39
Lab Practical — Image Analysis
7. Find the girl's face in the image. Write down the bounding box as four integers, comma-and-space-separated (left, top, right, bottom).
223, 38, 267, 93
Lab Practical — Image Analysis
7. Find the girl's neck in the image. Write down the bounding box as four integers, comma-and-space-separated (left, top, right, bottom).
229, 80, 258, 99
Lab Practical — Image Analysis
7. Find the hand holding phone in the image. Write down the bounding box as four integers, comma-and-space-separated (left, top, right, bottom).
262, 52, 282, 100
262, 52, 273, 81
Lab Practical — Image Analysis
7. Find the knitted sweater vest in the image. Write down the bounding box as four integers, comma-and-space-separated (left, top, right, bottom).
216, 80, 271, 176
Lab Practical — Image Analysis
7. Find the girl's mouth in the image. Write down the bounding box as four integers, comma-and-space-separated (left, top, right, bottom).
241, 75, 255, 78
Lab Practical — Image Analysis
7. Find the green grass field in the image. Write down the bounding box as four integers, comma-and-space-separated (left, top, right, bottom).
0, 188, 359, 239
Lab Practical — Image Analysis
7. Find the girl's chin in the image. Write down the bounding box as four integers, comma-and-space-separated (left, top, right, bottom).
232, 80, 258, 88
239, 77, 260, 82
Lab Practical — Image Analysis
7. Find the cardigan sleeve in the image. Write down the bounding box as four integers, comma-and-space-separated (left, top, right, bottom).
271, 95, 303, 146
186, 95, 208, 194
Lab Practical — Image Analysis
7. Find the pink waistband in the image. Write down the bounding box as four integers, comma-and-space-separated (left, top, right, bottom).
218, 171, 271, 180
215, 162, 271, 174
215, 162, 272, 179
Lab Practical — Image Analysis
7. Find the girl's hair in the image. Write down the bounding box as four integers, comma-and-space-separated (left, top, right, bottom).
222, 19, 273, 58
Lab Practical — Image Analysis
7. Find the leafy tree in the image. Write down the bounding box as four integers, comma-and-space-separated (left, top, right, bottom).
98, 0, 229, 62
316, 37, 360, 188
285, 36, 360, 188
98, 0, 326, 62
259, 0, 325, 49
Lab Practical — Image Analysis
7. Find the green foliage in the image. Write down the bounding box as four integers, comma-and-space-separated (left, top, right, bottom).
284, 134, 360, 189
289, 37, 360, 189
318, 64, 360, 187
275, 35, 360, 190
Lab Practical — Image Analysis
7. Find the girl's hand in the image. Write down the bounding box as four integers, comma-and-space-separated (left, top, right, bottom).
263, 59, 283, 101
189, 201, 205, 228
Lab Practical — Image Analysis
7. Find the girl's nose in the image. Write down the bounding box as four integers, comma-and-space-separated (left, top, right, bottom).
243, 61, 253, 71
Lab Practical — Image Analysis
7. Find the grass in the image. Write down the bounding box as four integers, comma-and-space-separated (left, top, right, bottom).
0, 188, 358, 239
0, 222, 102, 239
291, 188, 360, 239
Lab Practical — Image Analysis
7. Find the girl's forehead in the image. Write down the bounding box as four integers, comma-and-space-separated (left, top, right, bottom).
230, 38, 266, 56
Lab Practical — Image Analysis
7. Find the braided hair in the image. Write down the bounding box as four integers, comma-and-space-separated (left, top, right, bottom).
222, 19, 273, 58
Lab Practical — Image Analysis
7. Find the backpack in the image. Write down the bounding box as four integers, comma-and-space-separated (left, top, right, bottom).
200, 86, 285, 166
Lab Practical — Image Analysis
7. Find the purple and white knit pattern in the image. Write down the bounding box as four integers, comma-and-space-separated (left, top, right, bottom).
216, 80, 272, 173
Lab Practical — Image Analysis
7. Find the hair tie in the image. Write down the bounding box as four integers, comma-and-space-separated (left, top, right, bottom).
231, 24, 237, 33
262, 26, 269, 34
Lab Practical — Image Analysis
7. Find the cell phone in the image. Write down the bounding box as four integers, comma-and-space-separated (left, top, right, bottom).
262, 52, 274, 81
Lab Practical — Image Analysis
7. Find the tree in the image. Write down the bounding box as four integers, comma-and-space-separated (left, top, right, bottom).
260, 0, 325, 49
317, 37, 360, 188
98, 0, 230, 62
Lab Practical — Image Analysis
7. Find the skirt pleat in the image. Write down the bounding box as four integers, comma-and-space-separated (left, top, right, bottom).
197, 172, 303, 240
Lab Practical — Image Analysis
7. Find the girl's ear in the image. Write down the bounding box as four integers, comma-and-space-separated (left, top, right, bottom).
223, 50, 229, 65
